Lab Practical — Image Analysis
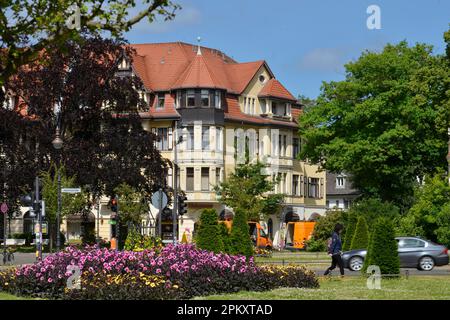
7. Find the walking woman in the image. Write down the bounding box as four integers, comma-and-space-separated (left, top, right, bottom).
324, 223, 344, 277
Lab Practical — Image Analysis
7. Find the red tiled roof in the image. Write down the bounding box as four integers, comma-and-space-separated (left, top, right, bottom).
258, 79, 296, 101
172, 49, 228, 90
128, 42, 273, 95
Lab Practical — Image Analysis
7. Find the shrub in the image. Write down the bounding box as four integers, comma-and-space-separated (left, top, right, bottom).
362, 218, 400, 275
342, 212, 357, 251
350, 216, 369, 250
305, 238, 326, 252
229, 209, 253, 258
349, 198, 400, 233
310, 209, 347, 243
195, 209, 223, 253
124, 228, 162, 252
254, 247, 272, 257
218, 222, 232, 253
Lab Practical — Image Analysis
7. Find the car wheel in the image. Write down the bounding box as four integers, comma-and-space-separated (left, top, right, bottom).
418, 256, 435, 271
349, 256, 364, 271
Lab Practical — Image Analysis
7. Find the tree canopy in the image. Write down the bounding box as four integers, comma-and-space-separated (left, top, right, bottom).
214, 162, 284, 221
0, 0, 180, 89
298, 39, 450, 210
0, 36, 167, 213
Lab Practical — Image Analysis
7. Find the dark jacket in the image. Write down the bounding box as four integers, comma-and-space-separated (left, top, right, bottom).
330, 231, 342, 255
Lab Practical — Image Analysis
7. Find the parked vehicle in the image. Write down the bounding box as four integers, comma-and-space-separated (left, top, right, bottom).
285, 221, 316, 250
342, 236, 449, 271
221, 220, 273, 249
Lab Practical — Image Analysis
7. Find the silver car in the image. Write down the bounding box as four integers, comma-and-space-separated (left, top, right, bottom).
342, 236, 449, 271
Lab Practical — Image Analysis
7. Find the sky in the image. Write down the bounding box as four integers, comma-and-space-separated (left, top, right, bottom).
124, 0, 450, 99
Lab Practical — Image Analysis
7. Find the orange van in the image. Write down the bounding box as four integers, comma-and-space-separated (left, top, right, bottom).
285, 221, 315, 250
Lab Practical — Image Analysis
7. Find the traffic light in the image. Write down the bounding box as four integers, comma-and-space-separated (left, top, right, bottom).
19, 194, 33, 207
110, 198, 118, 213
178, 195, 187, 216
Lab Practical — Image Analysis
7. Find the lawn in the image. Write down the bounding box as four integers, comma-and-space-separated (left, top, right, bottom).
0, 292, 36, 300
195, 276, 450, 300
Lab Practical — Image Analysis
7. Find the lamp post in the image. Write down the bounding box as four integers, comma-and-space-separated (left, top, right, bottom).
52, 126, 63, 251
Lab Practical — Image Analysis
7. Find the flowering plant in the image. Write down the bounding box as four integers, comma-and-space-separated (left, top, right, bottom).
0, 244, 318, 299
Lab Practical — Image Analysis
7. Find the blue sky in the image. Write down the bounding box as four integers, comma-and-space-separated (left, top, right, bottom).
124, 0, 450, 99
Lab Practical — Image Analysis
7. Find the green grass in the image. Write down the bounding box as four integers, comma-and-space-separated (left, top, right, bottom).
194, 276, 450, 300
0, 292, 37, 300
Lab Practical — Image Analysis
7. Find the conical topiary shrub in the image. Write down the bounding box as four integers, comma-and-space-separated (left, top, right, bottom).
362, 217, 400, 275
195, 208, 224, 253
229, 209, 254, 258
350, 216, 369, 250
342, 212, 358, 251
218, 222, 232, 254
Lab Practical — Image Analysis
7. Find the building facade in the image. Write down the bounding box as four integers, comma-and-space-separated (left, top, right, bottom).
5, 42, 326, 248
326, 172, 360, 210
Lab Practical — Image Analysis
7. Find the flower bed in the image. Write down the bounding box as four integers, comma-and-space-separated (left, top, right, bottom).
0, 244, 318, 299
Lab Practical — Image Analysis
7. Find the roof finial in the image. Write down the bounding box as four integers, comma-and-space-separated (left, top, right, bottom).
196, 36, 202, 55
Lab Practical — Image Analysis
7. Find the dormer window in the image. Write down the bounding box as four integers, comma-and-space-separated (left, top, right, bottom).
118, 58, 130, 70
272, 101, 291, 117
157, 93, 165, 109
336, 176, 346, 188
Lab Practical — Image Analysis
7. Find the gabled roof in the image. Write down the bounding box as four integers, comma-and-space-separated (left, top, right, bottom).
128, 42, 288, 96
258, 78, 296, 101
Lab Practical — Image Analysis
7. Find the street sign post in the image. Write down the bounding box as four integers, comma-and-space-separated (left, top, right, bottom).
61, 188, 81, 194
1, 203, 8, 264
151, 190, 168, 210
151, 189, 167, 238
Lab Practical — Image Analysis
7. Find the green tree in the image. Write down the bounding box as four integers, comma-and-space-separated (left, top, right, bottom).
0, 0, 180, 88
350, 216, 369, 250
214, 162, 284, 221
399, 172, 450, 246
229, 209, 253, 258
348, 198, 400, 233
41, 165, 87, 250
342, 212, 357, 251
113, 183, 148, 226
363, 218, 400, 275
298, 40, 450, 210
195, 209, 223, 253
309, 209, 347, 244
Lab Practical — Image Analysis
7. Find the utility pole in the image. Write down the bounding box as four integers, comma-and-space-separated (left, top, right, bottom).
172, 121, 179, 244
116, 195, 120, 250
35, 176, 42, 261
56, 168, 61, 251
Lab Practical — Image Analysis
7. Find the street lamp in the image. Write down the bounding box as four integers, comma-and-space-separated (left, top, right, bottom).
52, 125, 63, 251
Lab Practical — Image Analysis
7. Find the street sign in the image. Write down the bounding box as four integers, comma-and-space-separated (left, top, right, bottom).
34, 222, 48, 234
0, 203, 8, 214
61, 188, 81, 194
108, 220, 117, 225
151, 190, 168, 210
